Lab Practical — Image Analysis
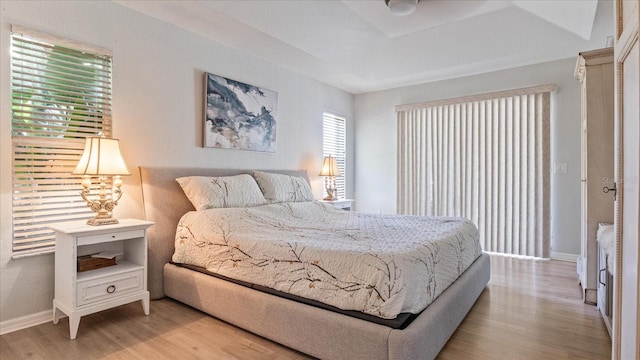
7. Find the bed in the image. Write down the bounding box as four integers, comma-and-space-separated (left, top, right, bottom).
139, 166, 490, 360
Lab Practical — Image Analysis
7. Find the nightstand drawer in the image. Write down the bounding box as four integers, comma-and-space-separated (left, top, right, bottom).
76, 269, 144, 306
77, 229, 145, 246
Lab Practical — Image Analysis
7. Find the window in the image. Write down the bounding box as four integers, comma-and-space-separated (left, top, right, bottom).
396, 85, 555, 258
11, 28, 113, 256
322, 112, 346, 199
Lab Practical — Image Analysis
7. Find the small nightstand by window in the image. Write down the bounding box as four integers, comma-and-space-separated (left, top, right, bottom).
319, 199, 354, 211
51, 219, 154, 339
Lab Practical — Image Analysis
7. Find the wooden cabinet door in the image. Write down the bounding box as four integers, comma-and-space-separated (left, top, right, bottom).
613, 0, 640, 358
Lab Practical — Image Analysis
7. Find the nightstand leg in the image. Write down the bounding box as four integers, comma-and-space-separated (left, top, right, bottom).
69, 313, 81, 340
52, 302, 63, 325
141, 293, 150, 315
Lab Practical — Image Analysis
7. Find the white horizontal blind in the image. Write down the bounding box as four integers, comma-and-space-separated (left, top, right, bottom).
11, 31, 113, 256
397, 87, 552, 258
323, 113, 346, 199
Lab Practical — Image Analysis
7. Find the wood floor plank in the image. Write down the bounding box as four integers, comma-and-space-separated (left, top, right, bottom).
0, 255, 611, 359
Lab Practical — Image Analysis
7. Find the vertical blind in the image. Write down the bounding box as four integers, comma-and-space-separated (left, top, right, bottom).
396, 85, 555, 258
11, 29, 113, 256
323, 112, 346, 199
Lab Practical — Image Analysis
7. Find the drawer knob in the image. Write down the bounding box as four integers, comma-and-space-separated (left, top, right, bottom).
106, 285, 116, 294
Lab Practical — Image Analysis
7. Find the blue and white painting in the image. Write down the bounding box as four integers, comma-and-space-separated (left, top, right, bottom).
204, 73, 277, 152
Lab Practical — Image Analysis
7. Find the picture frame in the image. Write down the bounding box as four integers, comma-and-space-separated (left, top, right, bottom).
203, 72, 277, 152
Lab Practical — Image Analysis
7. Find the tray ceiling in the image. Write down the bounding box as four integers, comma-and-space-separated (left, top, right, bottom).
115, 0, 613, 94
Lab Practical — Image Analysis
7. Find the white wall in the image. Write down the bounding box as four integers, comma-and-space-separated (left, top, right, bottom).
0, 1, 354, 325
354, 58, 583, 257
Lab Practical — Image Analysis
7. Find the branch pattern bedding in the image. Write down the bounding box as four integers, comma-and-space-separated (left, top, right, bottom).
140, 167, 491, 360
173, 201, 482, 319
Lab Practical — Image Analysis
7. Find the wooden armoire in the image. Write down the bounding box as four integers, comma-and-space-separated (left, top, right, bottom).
574, 47, 614, 306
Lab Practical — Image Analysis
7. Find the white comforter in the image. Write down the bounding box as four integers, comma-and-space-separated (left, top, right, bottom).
173, 202, 482, 319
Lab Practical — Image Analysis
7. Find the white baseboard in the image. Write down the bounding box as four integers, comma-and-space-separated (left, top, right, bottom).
485, 251, 579, 262
551, 252, 579, 262
0, 309, 52, 335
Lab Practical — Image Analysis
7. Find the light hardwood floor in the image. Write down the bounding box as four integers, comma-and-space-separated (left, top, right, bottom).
0, 256, 611, 360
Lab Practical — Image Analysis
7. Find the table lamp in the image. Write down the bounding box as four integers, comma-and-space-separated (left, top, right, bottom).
319, 155, 340, 201
72, 137, 130, 225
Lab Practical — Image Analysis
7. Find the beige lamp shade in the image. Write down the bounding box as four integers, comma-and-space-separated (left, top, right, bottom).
73, 137, 130, 176
319, 156, 340, 177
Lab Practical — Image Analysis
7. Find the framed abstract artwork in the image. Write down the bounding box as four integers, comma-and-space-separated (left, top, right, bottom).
204, 72, 277, 152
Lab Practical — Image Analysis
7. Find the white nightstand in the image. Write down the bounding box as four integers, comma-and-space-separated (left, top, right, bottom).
320, 199, 354, 211
51, 218, 154, 339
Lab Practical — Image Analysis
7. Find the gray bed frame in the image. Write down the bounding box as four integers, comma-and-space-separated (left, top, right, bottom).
139, 166, 490, 360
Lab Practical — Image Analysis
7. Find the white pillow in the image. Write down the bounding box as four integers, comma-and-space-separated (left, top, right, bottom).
252, 171, 314, 203
176, 174, 266, 210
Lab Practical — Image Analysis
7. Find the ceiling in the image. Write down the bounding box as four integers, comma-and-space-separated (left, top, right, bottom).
115, 0, 613, 94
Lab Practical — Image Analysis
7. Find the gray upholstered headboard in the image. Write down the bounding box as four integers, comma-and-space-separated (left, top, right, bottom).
138, 167, 310, 299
